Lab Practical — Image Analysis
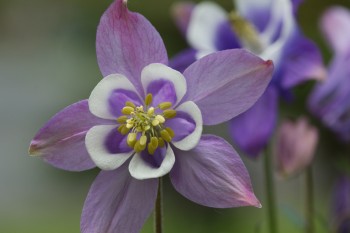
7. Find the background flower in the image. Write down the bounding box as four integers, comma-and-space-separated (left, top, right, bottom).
171, 0, 325, 158
308, 6, 350, 142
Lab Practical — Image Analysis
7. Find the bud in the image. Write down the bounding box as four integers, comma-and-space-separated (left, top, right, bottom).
274, 117, 319, 177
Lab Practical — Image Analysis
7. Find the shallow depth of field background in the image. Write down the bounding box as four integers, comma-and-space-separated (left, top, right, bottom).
0, 0, 349, 232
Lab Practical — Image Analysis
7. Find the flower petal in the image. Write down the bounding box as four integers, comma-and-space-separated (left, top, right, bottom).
171, 2, 195, 35
321, 6, 350, 54
89, 74, 142, 120
141, 63, 187, 107
229, 86, 278, 158
183, 49, 273, 125
169, 48, 197, 73
129, 145, 175, 180
279, 31, 326, 89
29, 100, 112, 171
170, 135, 261, 208
187, 2, 227, 53
85, 125, 133, 171
81, 165, 158, 233
169, 101, 202, 151
96, 0, 168, 94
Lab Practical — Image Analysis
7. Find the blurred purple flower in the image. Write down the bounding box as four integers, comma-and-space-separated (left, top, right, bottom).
308, 6, 350, 142
171, 0, 325, 158
332, 176, 350, 233
274, 117, 319, 177
28, 0, 274, 232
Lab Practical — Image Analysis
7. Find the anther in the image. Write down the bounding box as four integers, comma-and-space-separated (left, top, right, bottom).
152, 119, 160, 126
165, 127, 175, 138
125, 101, 136, 108
147, 107, 155, 116
155, 115, 165, 123
145, 93, 153, 106
122, 106, 134, 115
140, 135, 147, 146
158, 138, 165, 147
116, 116, 128, 123
160, 129, 172, 142
159, 102, 172, 110
163, 109, 177, 119
127, 133, 137, 147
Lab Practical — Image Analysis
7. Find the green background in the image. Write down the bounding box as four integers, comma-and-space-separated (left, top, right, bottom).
0, 0, 349, 232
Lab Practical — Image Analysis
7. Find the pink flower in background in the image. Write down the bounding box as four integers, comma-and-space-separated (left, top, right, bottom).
29, 0, 274, 232
274, 117, 319, 177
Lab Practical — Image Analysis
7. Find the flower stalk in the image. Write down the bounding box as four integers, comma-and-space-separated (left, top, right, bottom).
305, 166, 314, 233
264, 146, 278, 233
155, 178, 163, 233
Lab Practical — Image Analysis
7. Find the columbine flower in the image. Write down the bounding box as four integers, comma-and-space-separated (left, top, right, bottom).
274, 117, 318, 177
331, 176, 350, 233
308, 6, 350, 142
171, 0, 325, 157
29, 0, 274, 232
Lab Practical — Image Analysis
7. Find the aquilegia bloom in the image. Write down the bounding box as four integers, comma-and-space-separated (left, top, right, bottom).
308, 6, 350, 142
171, 0, 325, 157
28, 0, 274, 232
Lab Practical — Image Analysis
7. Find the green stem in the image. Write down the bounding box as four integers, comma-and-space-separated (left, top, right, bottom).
154, 178, 163, 233
264, 147, 278, 233
305, 166, 314, 233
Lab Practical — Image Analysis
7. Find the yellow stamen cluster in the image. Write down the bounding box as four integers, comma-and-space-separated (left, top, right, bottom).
117, 93, 177, 155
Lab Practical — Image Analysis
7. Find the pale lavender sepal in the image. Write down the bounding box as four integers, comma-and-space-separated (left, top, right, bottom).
169, 48, 197, 73
29, 100, 113, 171
96, 0, 168, 94
182, 49, 273, 125
171, 2, 195, 35
321, 6, 350, 54
229, 86, 278, 158
279, 31, 326, 89
170, 135, 261, 208
81, 164, 158, 233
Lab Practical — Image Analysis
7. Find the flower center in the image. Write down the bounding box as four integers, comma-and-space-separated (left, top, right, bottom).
117, 93, 177, 155
229, 11, 264, 54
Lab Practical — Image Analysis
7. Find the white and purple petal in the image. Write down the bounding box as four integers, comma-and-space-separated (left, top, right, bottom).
129, 145, 175, 180
168, 101, 202, 151
29, 100, 113, 171
85, 125, 133, 171
89, 74, 142, 120
96, 0, 168, 94
81, 164, 158, 233
229, 86, 278, 158
182, 49, 273, 125
170, 135, 261, 208
187, 2, 233, 58
141, 63, 187, 107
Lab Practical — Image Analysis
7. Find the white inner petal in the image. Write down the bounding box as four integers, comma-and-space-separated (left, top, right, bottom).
129, 145, 175, 180
171, 101, 203, 151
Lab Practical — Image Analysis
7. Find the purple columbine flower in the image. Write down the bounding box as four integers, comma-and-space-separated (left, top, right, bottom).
274, 117, 318, 177
308, 6, 350, 142
171, 0, 325, 158
28, 0, 274, 232
331, 176, 350, 233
